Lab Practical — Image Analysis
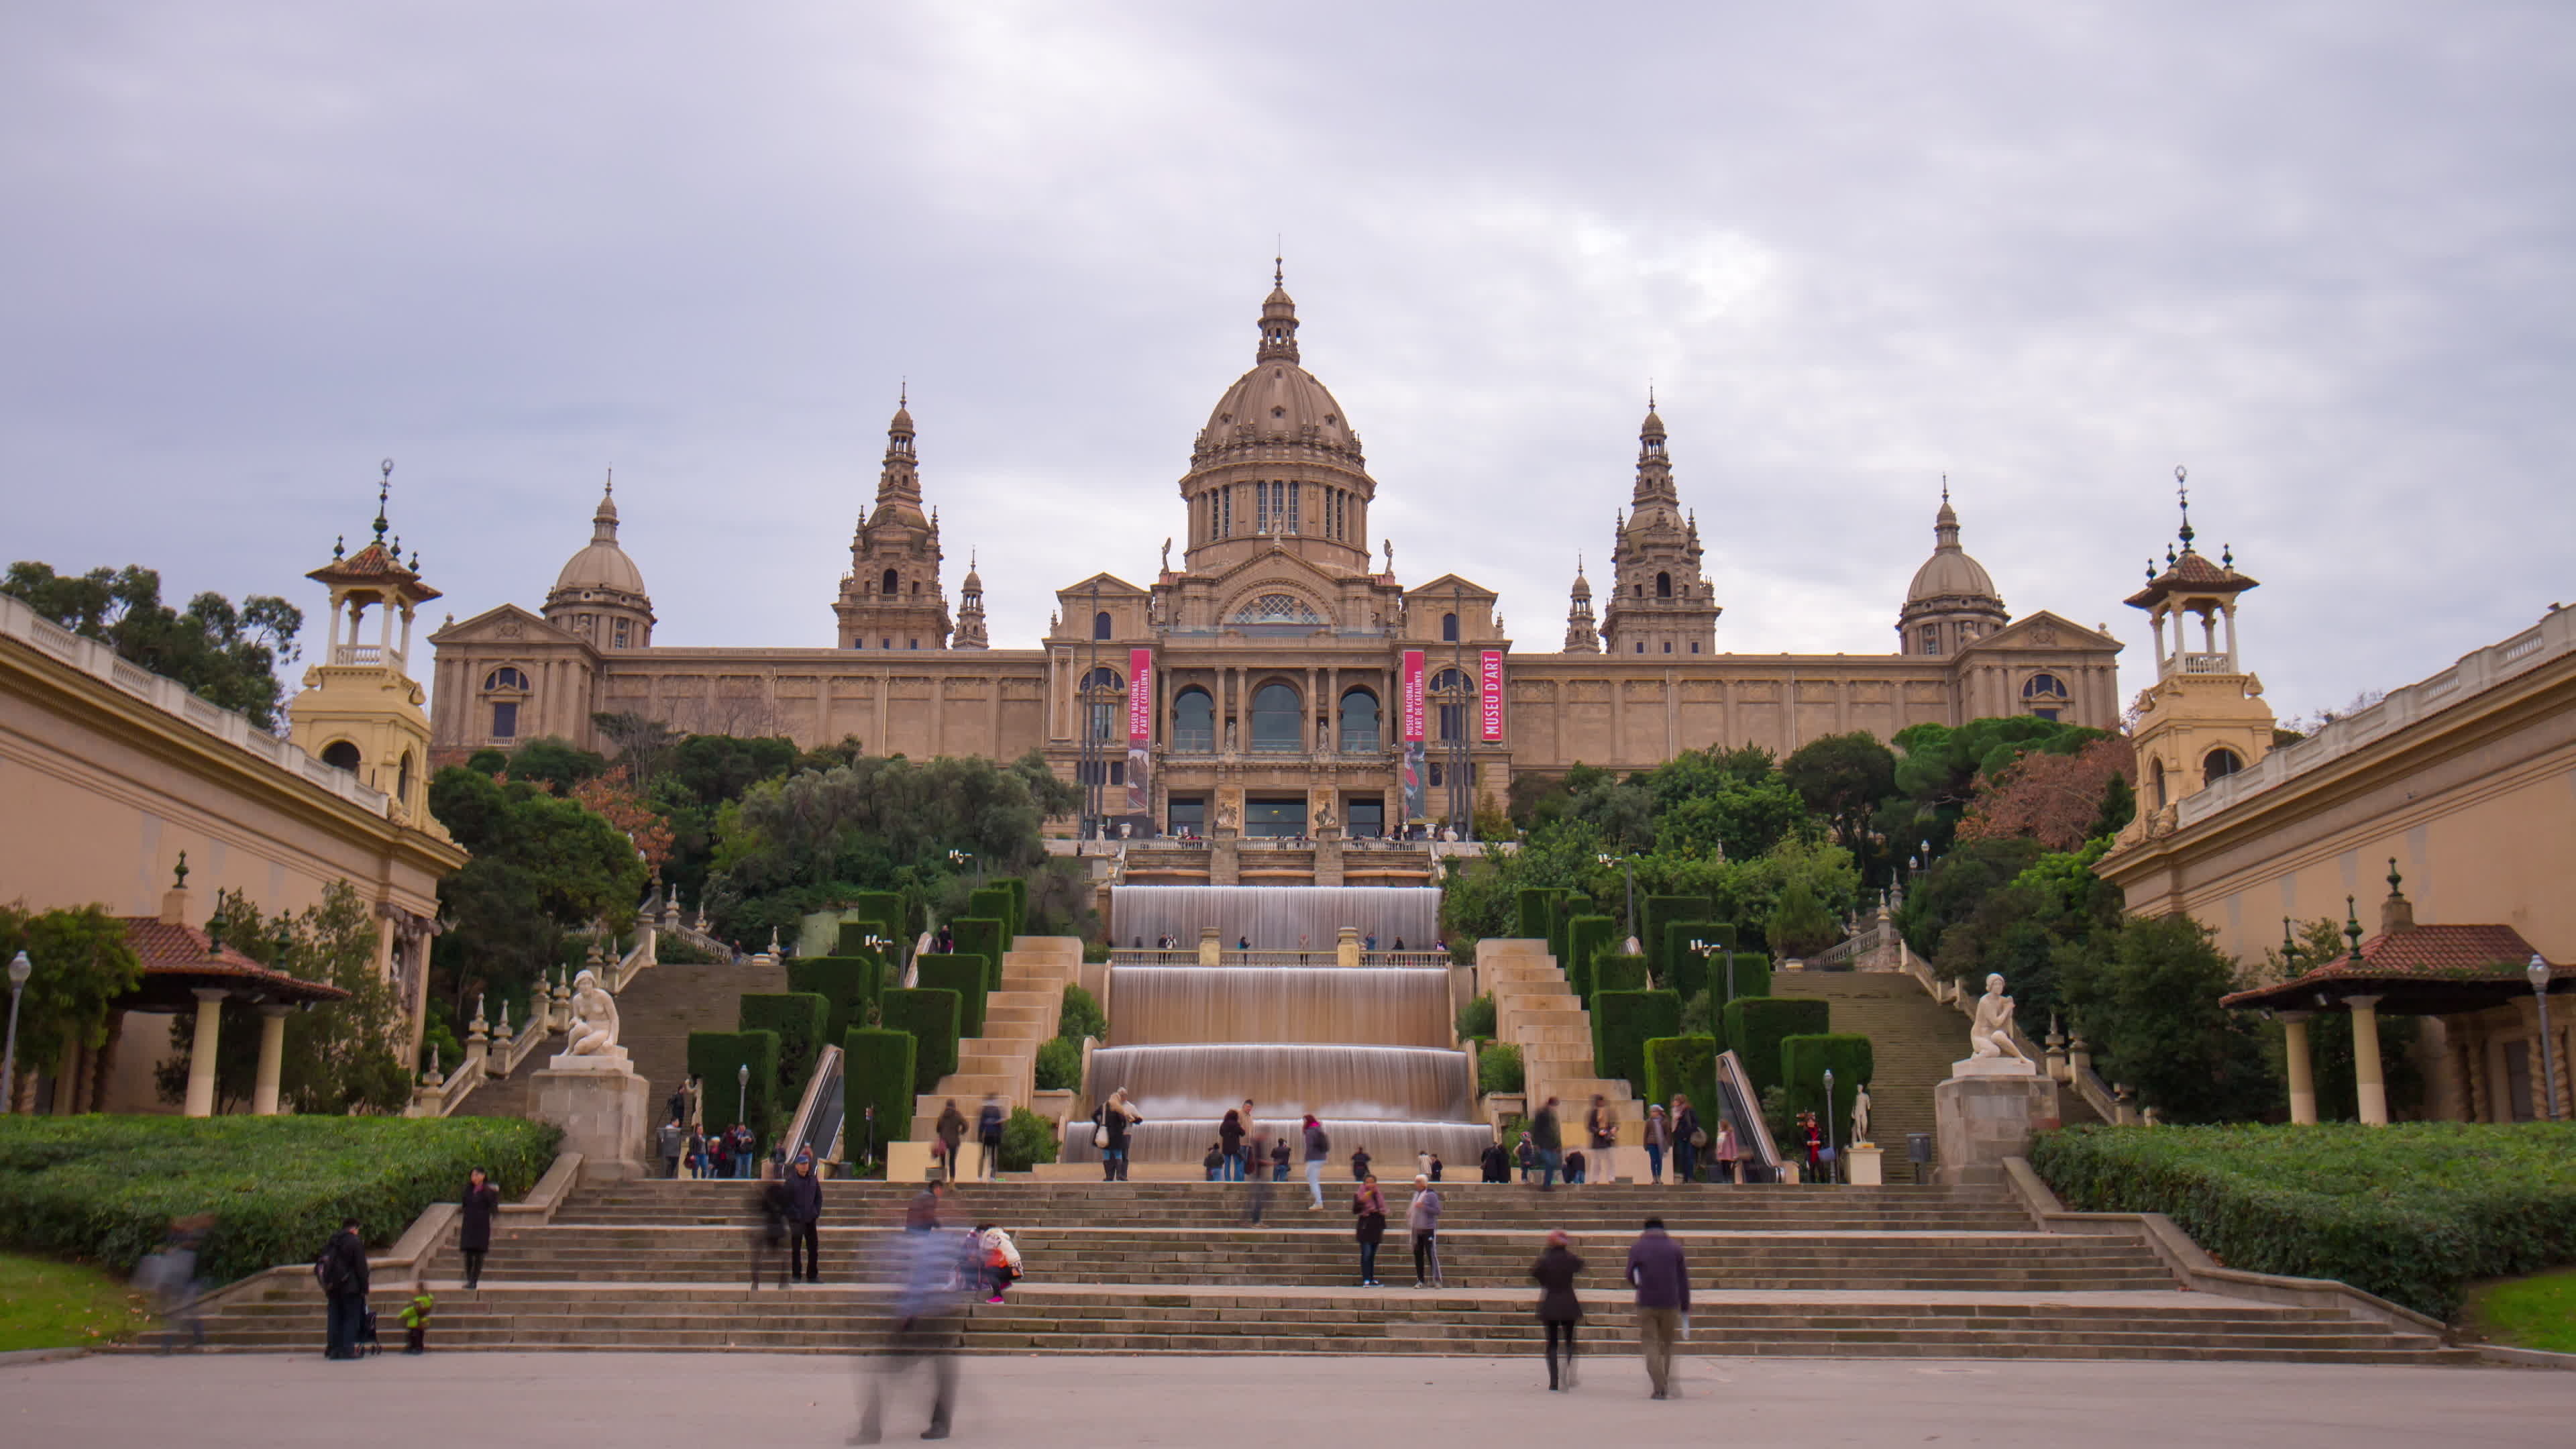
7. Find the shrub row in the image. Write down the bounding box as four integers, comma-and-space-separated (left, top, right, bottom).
1564, 914, 1615, 1002
841, 1026, 916, 1166
1516, 887, 1562, 944
1780, 1033, 1875, 1142
686, 1030, 782, 1142
0, 1116, 559, 1287
914, 953, 993, 1038
1642, 1034, 1720, 1116
1723, 997, 1830, 1097
879, 987, 961, 1094
1642, 894, 1715, 988
1592, 988, 1682, 1095
737, 992, 830, 1114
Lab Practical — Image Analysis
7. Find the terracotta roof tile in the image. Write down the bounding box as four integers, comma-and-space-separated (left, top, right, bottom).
2222, 922, 2566, 1008
117, 918, 351, 1001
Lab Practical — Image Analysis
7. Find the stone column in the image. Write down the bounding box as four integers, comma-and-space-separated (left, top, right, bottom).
252, 1005, 294, 1115
184, 988, 227, 1118
2279, 1011, 2318, 1124
1198, 926, 1222, 967
2349, 995, 2389, 1126
1337, 926, 1361, 969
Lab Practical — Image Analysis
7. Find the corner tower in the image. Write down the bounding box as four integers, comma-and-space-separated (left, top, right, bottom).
2118, 469, 2275, 837
1599, 402, 1720, 657
288, 461, 441, 824
833, 394, 954, 650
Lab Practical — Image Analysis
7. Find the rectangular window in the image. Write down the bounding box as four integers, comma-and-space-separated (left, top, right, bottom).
490, 700, 519, 739
1167, 796, 1206, 835
1921, 626, 1941, 655
1286, 480, 1300, 534
1220, 486, 1234, 538
612, 619, 629, 649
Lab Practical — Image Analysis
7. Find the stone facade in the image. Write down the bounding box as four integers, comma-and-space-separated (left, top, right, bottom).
428, 273, 2123, 833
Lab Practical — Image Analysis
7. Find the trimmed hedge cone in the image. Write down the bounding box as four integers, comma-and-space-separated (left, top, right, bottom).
1592, 988, 1682, 1094
1723, 997, 1830, 1097
685, 1029, 782, 1143
736, 992, 830, 1109
879, 987, 961, 1093
841, 1027, 916, 1169
1780, 1032, 1876, 1146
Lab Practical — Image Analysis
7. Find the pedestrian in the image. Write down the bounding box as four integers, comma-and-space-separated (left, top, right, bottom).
1586, 1094, 1618, 1185
1802, 1112, 1824, 1183
733, 1122, 757, 1179
1242, 1124, 1275, 1225
1236, 934, 1249, 950
1481, 1138, 1509, 1184
1219, 1101, 1248, 1181
1351, 1174, 1387, 1287
934, 1100, 967, 1183
1532, 1229, 1585, 1391
1351, 1144, 1373, 1182
976, 1095, 1006, 1182
1391, 936, 1406, 951
1565, 1148, 1587, 1185
1302, 1113, 1331, 1210
1627, 1217, 1691, 1399
398, 1289, 433, 1354
855, 1216, 968, 1442
1406, 1174, 1444, 1288
906, 1177, 948, 1232
1642, 1104, 1670, 1185
710, 1130, 733, 1182
685, 1124, 707, 1180
665, 1083, 690, 1130
1713, 1118, 1741, 1185
784, 1156, 823, 1284
1271, 1135, 1291, 1181
316, 1217, 370, 1360
750, 1162, 790, 1289
1532, 1097, 1563, 1190
1415, 1146, 1432, 1179
458, 1167, 500, 1291
1515, 1133, 1537, 1183
1203, 1141, 1225, 1180
1364, 932, 1378, 951
139, 1214, 211, 1352
1094, 1088, 1140, 1182
659, 1117, 684, 1179
975, 1222, 1022, 1304
1670, 1097, 1701, 1185
1428, 1153, 1444, 1183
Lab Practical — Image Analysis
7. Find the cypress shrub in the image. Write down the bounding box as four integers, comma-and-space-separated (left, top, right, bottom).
1034, 1036, 1082, 1091
1642, 894, 1717, 987
967, 888, 1016, 951
1058, 983, 1108, 1041
1722, 998, 1830, 1096
784, 954, 883, 1046
998, 1106, 1058, 1171
841, 1026, 917, 1166
737, 992, 830, 1109
914, 954, 992, 1038
1546, 894, 1575, 979
1780, 1033, 1876, 1145
1592, 989, 1682, 1093
951, 918, 1006, 983
999, 877, 1028, 941
1643, 1034, 1721, 1117
1714, 951, 1771, 1008
1564, 914, 1615, 1003
879, 987, 961, 1094
1516, 887, 1564, 943
1593, 953, 1650, 994
1662, 921, 1738, 1002
686, 1029, 782, 1144
1479, 1042, 1525, 1095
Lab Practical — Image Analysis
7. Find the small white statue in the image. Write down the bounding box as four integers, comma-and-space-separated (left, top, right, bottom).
1851, 1082, 1872, 1144
1970, 973, 2032, 1061
564, 969, 622, 1057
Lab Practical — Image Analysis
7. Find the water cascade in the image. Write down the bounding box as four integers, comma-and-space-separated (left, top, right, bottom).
1114, 967, 1452, 1046
1108, 885, 1441, 950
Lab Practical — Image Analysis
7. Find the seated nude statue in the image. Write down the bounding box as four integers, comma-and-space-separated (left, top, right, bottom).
564, 969, 622, 1057
1969, 973, 2031, 1061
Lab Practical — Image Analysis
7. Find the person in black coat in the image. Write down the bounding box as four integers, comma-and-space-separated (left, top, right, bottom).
458, 1167, 500, 1291
783, 1158, 824, 1284
1530, 1230, 1585, 1390
319, 1218, 371, 1360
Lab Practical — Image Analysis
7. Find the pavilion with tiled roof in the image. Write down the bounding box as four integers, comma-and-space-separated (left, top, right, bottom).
2224, 863, 2569, 1124
115, 858, 349, 1116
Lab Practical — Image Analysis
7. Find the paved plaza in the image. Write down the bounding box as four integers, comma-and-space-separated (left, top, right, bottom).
6, 1350, 2569, 1447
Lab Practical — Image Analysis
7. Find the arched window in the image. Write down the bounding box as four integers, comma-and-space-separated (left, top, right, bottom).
1172, 687, 1215, 751
1441, 612, 1459, 643
1656, 572, 1673, 598
1081, 666, 1122, 741
1338, 688, 1381, 753
1232, 592, 1321, 625
2023, 672, 2070, 722
1249, 682, 1301, 752
2149, 758, 2167, 810
320, 740, 362, 771
483, 667, 529, 692
397, 751, 414, 800
881, 568, 900, 597
1093, 610, 1114, 641
2202, 747, 2245, 786
1431, 667, 1467, 741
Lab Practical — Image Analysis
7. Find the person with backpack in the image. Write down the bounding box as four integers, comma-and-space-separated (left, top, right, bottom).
976, 1095, 1006, 1181
317, 1218, 370, 1360
1093, 1088, 1140, 1182
1302, 1113, 1331, 1210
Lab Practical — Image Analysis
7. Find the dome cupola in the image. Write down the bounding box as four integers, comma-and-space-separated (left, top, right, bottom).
1896, 480, 2006, 657
543, 473, 655, 649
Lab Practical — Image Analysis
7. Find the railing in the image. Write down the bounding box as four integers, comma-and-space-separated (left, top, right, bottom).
1169, 729, 1214, 753
331, 643, 399, 667
780, 1044, 847, 1170
2178, 652, 2232, 674
1714, 1049, 1782, 1173
1105, 949, 1452, 968
405, 1053, 486, 1118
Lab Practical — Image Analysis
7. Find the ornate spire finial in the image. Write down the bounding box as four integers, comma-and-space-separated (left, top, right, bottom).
2174, 464, 2196, 551
604, 467, 612, 496
900, 377, 908, 408
373, 458, 394, 542
2387, 857, 2404, 896
2344, 896, 2364, 960
333, 534, 345, 560
173, 850, 189, 888
2282, 915, 2296, 959
1941, 472, 1950, 504
1274, 252, 1283, 287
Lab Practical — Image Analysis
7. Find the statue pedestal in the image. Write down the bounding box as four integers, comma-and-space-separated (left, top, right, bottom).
1845, 1144, 1884, 1186
532, 1059, 652, 1181
1933, 1071, 2059, 1186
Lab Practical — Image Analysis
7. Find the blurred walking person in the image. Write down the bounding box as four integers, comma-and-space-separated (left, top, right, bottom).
1626, 1217, 1691, 1399
1406, 1174, 1444, 1288
1351, 1174, 1387, 1287
976, 1095, 1006, 1181
1642, 1105, 1670, 1186
1670, 1097, 1701, 1185
749, 1162, 791, 1289
1531, 1229, 1585, 1390
458, 1167, 500, 1291
1531, 1097, 1563, 1190
1241, 1124, 1275, 1224
853, 1210, 974, 1442
1586, 1095, 1619, 1185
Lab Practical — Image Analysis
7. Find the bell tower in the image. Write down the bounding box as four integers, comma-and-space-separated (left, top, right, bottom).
833, 392, 954, 649
287, 460, 443, 824
2118, 468, 2275, 839
1599, 400, 1720, 658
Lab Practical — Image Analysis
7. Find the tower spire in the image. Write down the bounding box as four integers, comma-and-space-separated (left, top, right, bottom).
2175, 464, 2196, 553
373, 458, 393, 542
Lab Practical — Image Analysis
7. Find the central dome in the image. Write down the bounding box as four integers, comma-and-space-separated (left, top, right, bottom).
1190, 271, 1364, 466
1905, 496, 1999, 604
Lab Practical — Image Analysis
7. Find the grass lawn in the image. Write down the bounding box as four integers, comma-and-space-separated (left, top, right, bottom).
0, 1252, 153, 1352
2463, 1269, 2576, 1353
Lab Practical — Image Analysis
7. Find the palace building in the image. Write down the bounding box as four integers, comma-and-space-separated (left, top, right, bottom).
427, 270, 2123, 837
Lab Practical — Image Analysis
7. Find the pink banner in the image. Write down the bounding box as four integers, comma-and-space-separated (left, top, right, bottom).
1479, 649, 1505, 741
1400, 650, 1426, 743
1125, 648, 1152, 816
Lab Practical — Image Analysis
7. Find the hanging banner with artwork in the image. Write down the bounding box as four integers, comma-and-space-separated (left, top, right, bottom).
1124, 647, 1153, 817
1400, 649, 1426, 822
1479, 649, 1505, 741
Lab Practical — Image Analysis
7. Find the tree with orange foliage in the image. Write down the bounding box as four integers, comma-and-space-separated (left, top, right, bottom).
1957, 736, 2137, 851
571, 765, 676, 877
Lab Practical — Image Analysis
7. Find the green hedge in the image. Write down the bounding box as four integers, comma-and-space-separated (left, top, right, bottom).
968, 888, 1017, 952
1034, 1036, 1082, 1091
914, 954, 992, 1038
737, 991, 830, 1110
999, 1106, 1058, 1171
950, 918, 1006, 983
879, 987, 961, 1094
1643, 1034, 1721, 1117
1479, 1042, 1525, 1095
1564, 914, 1615, 1003
686, 1030, 782, 1143
1723, 997, 1830, 1096
1780, 1033, 1876, 1146
1595, 953, 1650, 994
1662, 921, 1737, 1002
785, 954, 884, 1046
1545, 893, 1574, 977
2029, 1122, 2576, 1319
1059, 983, 1108, 1041
847, 890, 906, 947
841, 1026, 917, 1165
0, 1116, 557, 1289
1592, 989, 1682, 1094
1643, 894, 1716, 987
1712, 951, 1770, 1008
1000, 877, 1028, 941
1517, 888, 1564, 943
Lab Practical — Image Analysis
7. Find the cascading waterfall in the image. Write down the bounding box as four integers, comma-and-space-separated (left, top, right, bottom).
1074, 888, 1493, 1165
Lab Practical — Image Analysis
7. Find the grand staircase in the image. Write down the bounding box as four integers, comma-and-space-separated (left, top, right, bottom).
186, 1180, 2465, 1364
1768, 969, 1963, 1163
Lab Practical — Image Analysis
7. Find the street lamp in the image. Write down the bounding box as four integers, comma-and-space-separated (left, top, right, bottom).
2531, 953, 2560, 1123
1597, 853, 1638, 945
1689, 938, 1734, 1006
737, 1062, 751, 1125
947, 848, 981, 888
2, 951, 32, 1116
1823, 1066, 1838, 1184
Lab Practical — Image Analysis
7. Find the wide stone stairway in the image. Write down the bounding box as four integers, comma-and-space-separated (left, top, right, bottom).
1768, 969, 1964, 1163
189, 1181, 2463, 1363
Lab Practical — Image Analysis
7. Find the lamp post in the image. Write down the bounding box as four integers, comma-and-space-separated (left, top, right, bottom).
737, 1062, 751, 1125
1823, 1066, 1838, 1184
2532, 953, 2561, 1123
1597, 853, 1638, 945
2, 950, 31, 1116
1689, 938, 1734, 1006
947, 848, 981, 888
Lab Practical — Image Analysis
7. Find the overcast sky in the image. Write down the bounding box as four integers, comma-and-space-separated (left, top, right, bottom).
5, 3, 2570, 726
